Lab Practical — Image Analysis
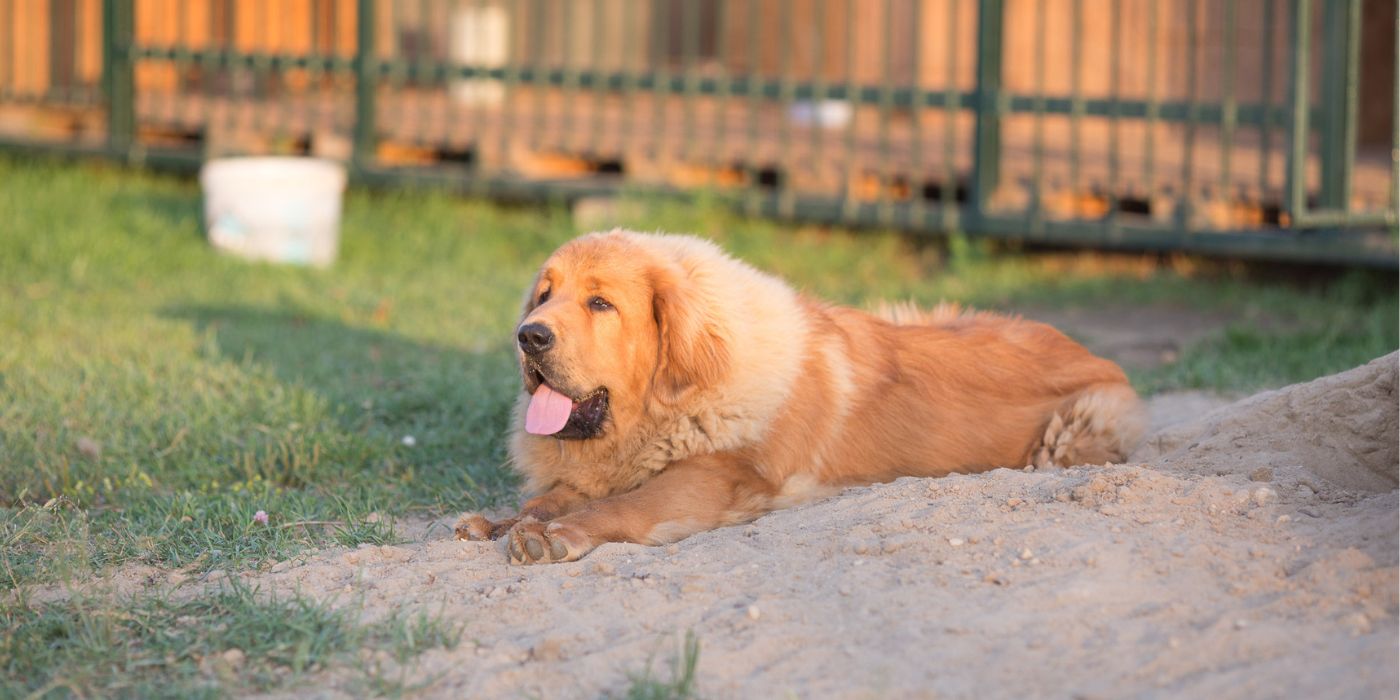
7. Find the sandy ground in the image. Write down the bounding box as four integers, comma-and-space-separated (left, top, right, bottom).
229, 352, 1400, 699
32, 354, 1395, 698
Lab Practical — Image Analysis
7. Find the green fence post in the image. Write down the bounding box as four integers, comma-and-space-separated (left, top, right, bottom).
1284, 0, 1311, 222
352, 0, 377, 171
1317, 0, 1359, 212
103, 0, 135, 159
970, 0, 1005, 224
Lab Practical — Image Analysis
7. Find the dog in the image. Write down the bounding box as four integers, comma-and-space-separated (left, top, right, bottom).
456, 230, 1145, 564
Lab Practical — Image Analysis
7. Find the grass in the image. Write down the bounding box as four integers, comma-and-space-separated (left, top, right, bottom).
0, 153, 1394, 694
0, 582, 461, 699
623, 631, 701, 700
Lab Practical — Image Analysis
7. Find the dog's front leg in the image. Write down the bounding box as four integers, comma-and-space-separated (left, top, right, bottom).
454, 483, 588, 541
503, 454, 773, 565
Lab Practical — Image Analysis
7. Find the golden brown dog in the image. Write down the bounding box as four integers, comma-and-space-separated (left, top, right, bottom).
456, 230, 1145, 564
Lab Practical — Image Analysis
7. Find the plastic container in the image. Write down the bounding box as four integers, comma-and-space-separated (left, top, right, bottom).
200, 157, 347, 267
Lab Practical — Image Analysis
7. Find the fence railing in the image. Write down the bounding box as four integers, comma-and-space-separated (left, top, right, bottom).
2, 0, 1396, 267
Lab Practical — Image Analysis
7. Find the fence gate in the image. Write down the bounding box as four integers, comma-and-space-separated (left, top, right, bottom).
1, 0, 1396, 266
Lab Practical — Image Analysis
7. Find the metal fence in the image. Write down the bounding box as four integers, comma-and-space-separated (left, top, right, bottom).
2, 0, 1397, 266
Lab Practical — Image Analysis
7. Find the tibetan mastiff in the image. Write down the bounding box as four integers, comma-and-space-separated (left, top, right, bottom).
457, 230, 1145, 564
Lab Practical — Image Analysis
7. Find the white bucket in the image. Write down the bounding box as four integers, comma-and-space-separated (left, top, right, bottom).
200, 157, 347, 267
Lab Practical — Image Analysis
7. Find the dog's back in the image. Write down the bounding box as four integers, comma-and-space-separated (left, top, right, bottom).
749, 302, 1145, 490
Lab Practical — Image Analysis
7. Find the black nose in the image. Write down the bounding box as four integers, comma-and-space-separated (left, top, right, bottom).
517, 323, 554, 355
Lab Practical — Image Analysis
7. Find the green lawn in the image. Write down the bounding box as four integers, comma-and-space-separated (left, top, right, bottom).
0, 154, 1395, 696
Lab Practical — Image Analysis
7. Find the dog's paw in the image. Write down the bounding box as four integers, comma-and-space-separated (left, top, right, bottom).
454, 513, 515, 541
506, 520, 592, 565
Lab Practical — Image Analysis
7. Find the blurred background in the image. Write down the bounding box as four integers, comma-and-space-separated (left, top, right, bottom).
1, 0, 1397, 263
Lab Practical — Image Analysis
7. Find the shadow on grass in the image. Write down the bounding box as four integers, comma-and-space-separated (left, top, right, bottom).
161, 303, 523, 508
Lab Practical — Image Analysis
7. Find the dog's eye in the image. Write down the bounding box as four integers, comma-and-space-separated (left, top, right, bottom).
537, 288, 551, 305
589, 296, 614, 312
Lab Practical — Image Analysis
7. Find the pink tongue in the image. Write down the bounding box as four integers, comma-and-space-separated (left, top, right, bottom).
525, 383, 574, 435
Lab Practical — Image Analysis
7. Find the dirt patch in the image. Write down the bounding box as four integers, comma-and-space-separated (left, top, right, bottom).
228, 353, 1398, 699
22, 356, 1397, 698
1027, 305, 1241, 370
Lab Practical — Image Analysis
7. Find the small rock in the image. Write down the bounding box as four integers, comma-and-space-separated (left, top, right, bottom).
1233, 619, 1249, 630
1005, 498, 1024, 508
400, 435, 416, 447
948, 538, 965, 547
1248, 467, 1274, 482
531, 638, 566, 662
270, 560, 291, 573
591, 561, 615, 576
75, 437, 101, 459
1019, 548, 1033, 560
665, 544, 681, 555
1342, 612, 1371, 635
1299, 507, 1322, 518
1252, 487, 1278, 507
221, 648, 246, 669
365, 512, 383, 524
746, 605, 761, 620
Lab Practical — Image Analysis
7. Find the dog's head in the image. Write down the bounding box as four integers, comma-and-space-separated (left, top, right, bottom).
514, 231, 730, 440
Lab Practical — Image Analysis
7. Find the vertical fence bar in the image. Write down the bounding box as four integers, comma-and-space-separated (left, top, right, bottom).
1317, 0, 1358, 212
1218, 0, 1238, 201
530, 0, 548, 149
352, 0, 377, 170
745, 0, 762, 215
840, 0, 858, 219
1142, 0, 1158, 199
620, 0, 636, 164
682, 0, 699, 168
1031, 0, 1046, 228
811, 0, 826, 178
499, 0, 520, 172
970, 0, 1004, 222
1284, 0, 1311, 221
653, 0, 670, 168
1, 0, 12, 100
590, 0, 606, 162
1068, 0, 1083, 197
1106, 0, 1121, 233
1258, 0, 1275, 198
561, 0, 578, 151
876, 0, 894, 224
941, 0, 957, 231
103, 0, 135, 158
778, 0, 795, 215
1392, 2, 1399, 221
1175, 0, 1198, 232
908, 0, 924, 229
715, 0, 732, 179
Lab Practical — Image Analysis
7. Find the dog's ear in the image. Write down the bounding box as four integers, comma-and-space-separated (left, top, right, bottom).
650, 265, 730, 403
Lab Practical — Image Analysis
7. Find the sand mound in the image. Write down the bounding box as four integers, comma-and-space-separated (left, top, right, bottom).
1136, 352, 1398, 494
60, 356, 1398, 698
